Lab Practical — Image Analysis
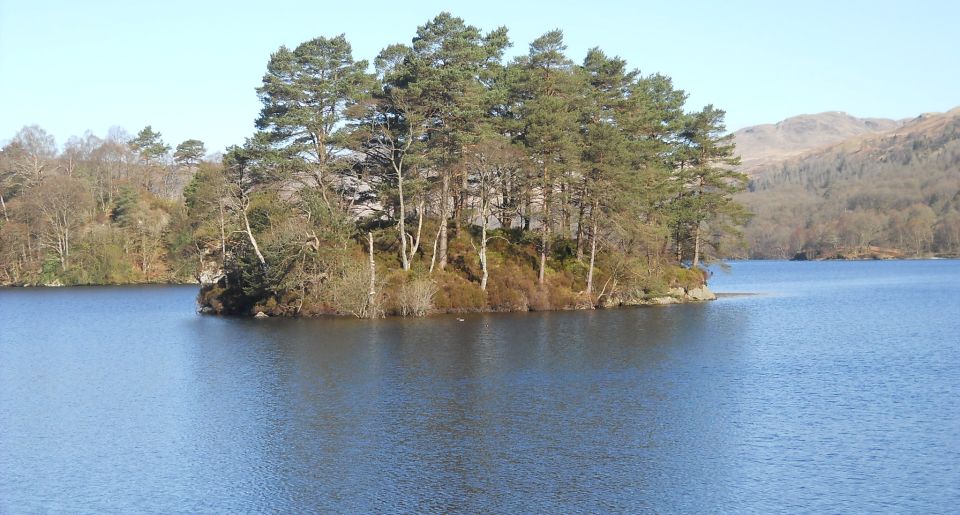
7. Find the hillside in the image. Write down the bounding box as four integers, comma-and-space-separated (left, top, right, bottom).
736, 108, 960, 258
733, 112, 900, 173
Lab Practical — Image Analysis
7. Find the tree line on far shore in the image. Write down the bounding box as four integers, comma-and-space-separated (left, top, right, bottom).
740, 114, 960, 259
0, 124, 207, 285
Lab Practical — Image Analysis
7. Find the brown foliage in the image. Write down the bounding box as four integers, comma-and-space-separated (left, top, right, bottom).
431, 270, 485, 312
485, 262, 536, 311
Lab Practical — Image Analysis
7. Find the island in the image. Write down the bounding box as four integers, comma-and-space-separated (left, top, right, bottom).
1, 13, 745, 317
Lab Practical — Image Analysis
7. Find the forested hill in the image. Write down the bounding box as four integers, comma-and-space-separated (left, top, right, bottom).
737, 108, 960, 259
1, 13, 749, 318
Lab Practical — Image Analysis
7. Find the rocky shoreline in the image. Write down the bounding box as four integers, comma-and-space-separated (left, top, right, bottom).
632, 285, 718, 305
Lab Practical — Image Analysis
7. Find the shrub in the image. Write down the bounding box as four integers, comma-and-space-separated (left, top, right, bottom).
394, 276, 438, 317
445, 234, 482, 281
324, 263, 384, 318
252, 296, 280, 316
198, 285, 225, 313
527, 284, 552, 311
546, 278, 579, 310
485, 262, 535, 311
664, 265, 706, 289
432, 271, 485, 312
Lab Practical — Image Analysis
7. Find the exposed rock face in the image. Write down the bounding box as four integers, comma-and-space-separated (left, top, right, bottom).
686, 286, 717, 301
648, 296, 680, 305
606, 285, 717, 307
198, 257, 224, 286
198, 270, 223, 286
254, 311, 269, 319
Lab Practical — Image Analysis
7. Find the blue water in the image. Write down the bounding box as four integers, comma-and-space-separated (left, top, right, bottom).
1, 260, 958, 512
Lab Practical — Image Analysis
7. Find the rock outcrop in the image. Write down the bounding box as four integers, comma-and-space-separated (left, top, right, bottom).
602, 285, 717, 308
686, 286, 717, 301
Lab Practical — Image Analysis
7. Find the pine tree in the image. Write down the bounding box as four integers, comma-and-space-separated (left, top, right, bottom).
256, 35, 371, 208
512, 30, 581, 284
674, 105, 749, 267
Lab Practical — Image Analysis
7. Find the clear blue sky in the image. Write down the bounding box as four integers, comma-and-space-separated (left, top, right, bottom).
1, 0, 957, 153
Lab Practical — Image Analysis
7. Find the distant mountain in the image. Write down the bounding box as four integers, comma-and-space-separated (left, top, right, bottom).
734, 108, 960, 259
733, 112, 900, 173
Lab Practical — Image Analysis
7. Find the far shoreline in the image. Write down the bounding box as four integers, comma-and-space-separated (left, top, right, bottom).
7, 257, 960, 289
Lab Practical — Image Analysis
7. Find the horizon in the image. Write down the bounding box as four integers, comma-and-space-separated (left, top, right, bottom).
2, 0, 958, 153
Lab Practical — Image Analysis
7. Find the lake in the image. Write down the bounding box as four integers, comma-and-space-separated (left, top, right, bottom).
1, 260, 958, 512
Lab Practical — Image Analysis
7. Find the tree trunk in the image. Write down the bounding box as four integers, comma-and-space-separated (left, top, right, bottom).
478, 173, 490, 291
140, 229, 147, 274
523, 188, 531, 231
560, 180, 570, 239
63, 224, 69, 269
367, 231, 376, 318
538, 165, 551, 285
692, 177, 704, 268
438, 174, 449, 271
429, 223, 443, 274
0, 194, 7, 221
453, 168, 468, 237
479, 222, 488, 291
397, 164, 409, 271
692, 221, 702, 268
218, 201, 227, 264
575, 197, 586, 261
242, 202, 266, 268
310, 134, 332, 210
539, 228, 547, 285
438, 218, 448, 271
676, 223, 684, 265
500, 173, 513, 229
407, 198, 424, 261
586, 202, 599, 297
